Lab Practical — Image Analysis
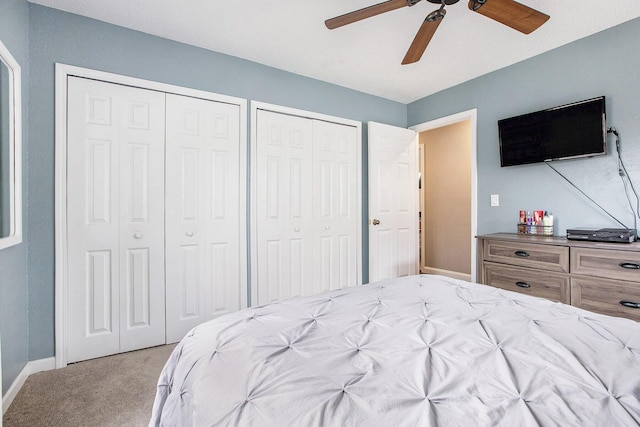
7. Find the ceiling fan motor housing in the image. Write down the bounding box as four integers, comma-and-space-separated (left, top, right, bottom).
426, 0, 460, 5
469, 0, 486, 11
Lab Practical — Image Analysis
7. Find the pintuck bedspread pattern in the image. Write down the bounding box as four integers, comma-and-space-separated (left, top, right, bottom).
150, 275, 640, 426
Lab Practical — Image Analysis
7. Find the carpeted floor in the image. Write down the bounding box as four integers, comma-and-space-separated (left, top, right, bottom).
3, 344, 176, 427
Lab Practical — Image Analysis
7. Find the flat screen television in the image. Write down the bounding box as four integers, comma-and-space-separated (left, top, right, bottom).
498, 96, 607, 167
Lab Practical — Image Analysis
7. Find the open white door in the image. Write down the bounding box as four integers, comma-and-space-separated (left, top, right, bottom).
368, 122, 418, 283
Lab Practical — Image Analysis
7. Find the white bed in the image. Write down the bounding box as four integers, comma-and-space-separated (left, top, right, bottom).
150, 275, 640, 426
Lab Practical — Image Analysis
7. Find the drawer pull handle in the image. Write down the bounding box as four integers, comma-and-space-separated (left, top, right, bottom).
515, 281, 531, 289
620, 300, 640, 309
514, 251, 530, 257
619, 262, 640, 270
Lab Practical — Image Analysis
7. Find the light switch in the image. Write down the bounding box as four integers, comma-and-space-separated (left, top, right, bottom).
490, 194, 499, 207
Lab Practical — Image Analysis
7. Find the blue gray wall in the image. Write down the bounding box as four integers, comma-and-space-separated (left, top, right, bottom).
0, 0, 28, 396
27, 4, 406, 363
408, 17, 640, 236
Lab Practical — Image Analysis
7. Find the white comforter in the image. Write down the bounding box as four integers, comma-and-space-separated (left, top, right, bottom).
150, 275, 640, 426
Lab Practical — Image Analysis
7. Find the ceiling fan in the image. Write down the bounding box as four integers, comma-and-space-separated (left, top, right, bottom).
325, 0, 550, 65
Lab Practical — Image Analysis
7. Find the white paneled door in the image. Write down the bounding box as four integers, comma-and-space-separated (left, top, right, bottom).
255, 110, 314, 304
254, 109, 360, 305
67, 77, 166, 362
65, 75, 245, 362
165, 94, 242, 343
368, 121, 418, 283
312, 119, 358, 293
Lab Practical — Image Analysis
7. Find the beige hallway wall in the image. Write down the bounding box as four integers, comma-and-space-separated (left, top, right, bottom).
420, 120, 471, 275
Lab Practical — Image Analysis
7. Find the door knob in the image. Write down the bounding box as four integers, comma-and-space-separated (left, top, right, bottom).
133, 232, 143, 239
186, 231, 194, 237
372, 219, 380, 225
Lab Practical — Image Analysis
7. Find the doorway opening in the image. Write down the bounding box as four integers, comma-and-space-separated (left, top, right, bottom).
411, 109, 478, 282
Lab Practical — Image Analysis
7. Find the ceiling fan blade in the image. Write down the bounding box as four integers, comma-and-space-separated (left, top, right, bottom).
402, 10, 445, 65
468, 0, 549, 34
325, 0, 410, 30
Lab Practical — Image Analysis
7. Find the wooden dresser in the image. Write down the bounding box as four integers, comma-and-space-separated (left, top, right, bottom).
477, 233, 640, 322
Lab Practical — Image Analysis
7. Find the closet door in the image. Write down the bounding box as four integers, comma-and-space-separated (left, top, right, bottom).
67, 77, 166, 363
312, 120, 358, 293
254, 109, 361, 304
255, 110, 314, 304
165, 94, 243, 343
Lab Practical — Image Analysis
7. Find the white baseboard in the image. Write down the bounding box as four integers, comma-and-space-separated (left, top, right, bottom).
421, 266, 472, 282
2, 357, 55, 414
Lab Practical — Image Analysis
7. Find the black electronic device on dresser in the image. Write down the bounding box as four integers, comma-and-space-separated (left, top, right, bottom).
566, 227, 637, 243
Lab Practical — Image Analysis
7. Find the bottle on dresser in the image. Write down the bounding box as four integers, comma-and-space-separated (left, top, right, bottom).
543, 211, 554, 235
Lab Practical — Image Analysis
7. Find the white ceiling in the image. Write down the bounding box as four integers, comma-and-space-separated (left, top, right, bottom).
29, 0, 640, 104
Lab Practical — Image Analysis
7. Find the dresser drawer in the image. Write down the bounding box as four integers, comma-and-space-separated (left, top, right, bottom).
571, 247, 640, 282
571, 276, 640, 322
483, 262, 570, 303
483, 240, 569, 273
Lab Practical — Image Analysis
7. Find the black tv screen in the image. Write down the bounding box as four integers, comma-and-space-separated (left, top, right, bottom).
498, 97, 607, 167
